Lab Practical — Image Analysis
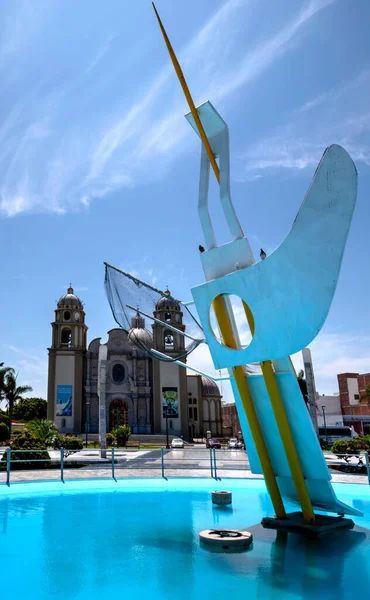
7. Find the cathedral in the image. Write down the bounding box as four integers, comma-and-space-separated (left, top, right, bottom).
47, 286, 222, 440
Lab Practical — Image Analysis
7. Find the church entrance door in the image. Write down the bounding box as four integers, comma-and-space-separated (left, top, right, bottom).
109, 399, 128, 431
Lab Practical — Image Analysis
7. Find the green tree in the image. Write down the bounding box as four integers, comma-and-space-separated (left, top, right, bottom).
0, 409, 9, 426
112, 425, 131, 447
361, 384, 370, 403
4, 371, 32, 437
0, 422, 9, 443
297, 370, 308, 404
13, 398, 47, 421
26, 419, 58, 446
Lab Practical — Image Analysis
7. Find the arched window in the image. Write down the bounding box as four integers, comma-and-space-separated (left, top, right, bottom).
164, 330, 174, 349
112, 364, 125, 383
61, 329, 72, 347
165, 312, 171, 322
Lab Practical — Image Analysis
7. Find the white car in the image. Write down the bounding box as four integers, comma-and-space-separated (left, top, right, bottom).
228, 438, 242, 449
171, 437, 184, 449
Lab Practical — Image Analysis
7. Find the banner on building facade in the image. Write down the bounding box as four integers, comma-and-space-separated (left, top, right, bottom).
162, 387, 178, 418
56, 385, 73, 416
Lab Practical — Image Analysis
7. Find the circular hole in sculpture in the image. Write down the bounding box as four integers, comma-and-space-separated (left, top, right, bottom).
209, 294, 254, 350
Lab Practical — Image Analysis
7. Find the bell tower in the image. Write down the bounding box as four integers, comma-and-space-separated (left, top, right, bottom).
152, 289, 185, 356
47, 286, 88, 433
152, 288, 188, 438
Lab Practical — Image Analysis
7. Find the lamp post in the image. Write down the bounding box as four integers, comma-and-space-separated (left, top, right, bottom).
165, 401, 170, 449
85, 401, 90, 447
322, 405, 328, 444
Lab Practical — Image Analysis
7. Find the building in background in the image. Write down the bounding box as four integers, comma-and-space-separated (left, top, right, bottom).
337, 372, 370, 434
221, 402, 242, 438
47, 286, 222, 439
316, 394, 343, 427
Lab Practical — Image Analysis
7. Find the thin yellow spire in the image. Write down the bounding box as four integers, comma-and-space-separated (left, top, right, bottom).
152, 3, 220, 184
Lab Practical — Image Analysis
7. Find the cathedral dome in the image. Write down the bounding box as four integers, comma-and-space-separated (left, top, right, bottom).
156, 288, 180, 311
201, 375, 221, 397
128, 327, 153, 348
128, 311, 153, 348
57, 286, 82, 309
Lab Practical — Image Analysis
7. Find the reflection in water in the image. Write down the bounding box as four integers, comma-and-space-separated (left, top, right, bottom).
255, 523, 369, 599
212, 504, 233, 527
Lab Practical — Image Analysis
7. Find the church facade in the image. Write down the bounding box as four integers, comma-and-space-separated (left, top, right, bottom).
47, 286, 222, 439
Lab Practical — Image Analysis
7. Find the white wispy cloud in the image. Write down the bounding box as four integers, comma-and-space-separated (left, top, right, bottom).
238, 68, 370, 180
0, 0, 337, 217
85, 33, 116, 76
208, 0, 337, 103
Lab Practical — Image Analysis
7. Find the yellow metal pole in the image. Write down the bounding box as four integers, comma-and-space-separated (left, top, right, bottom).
152, 3, 220, 184
260, 360, 315, 524
153, 3, 285, 519
213, 296, 286, 518
242, 300, 315, 524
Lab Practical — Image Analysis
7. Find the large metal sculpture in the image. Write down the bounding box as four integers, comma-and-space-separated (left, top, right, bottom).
151, 4, 359, 527
105, 4, 360, 530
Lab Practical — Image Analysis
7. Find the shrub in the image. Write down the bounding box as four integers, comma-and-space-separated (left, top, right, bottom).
112, 425, 131, 447
0, 431, 50, 470
0, 422, 9, 442
106, 433, 115, 446
319, 437, 330, 450
26, 419, 58, 446
53, 434, 83, 458
331, 437, 370, 456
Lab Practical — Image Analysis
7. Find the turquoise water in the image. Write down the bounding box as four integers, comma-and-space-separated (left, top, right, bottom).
1, 479, 370, 599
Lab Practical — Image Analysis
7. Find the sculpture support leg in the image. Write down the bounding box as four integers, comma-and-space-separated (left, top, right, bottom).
242, 300, 315, 524
212, 294, 286, 519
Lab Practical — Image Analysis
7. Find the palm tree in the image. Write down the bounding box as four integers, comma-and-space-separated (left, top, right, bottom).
0, 366, 14, 403
26, 419, 58, 445
4, 371, 32, 437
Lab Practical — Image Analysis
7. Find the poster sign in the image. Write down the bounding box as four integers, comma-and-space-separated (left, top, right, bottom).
162, 387, 178, 418
56, 385, 73, 417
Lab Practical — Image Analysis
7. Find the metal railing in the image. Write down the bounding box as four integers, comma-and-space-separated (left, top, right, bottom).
1, 447, 369, 486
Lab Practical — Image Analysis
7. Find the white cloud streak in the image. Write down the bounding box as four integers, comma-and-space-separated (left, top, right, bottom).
85, 33, 116, 76
239, 69, 370, 180
0, 0, 337, 217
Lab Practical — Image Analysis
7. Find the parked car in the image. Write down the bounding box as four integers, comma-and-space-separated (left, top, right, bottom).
171, 437, 184, 449
206, 438, 221, 449
228, 438, 242, 449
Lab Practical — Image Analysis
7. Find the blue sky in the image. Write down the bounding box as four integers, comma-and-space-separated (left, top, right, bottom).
1, 0, 370, 404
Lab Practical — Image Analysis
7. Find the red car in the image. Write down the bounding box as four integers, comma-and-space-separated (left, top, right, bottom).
206, 438, 221, 449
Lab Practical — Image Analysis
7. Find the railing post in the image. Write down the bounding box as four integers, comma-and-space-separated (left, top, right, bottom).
161, 447, 165, 478
112, 447, 115, 479
6, 448, 11, 486
365, 452, 370, 485
214, 448, 218, 480
210, 447, 213, 478
61, 448, 64, 482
